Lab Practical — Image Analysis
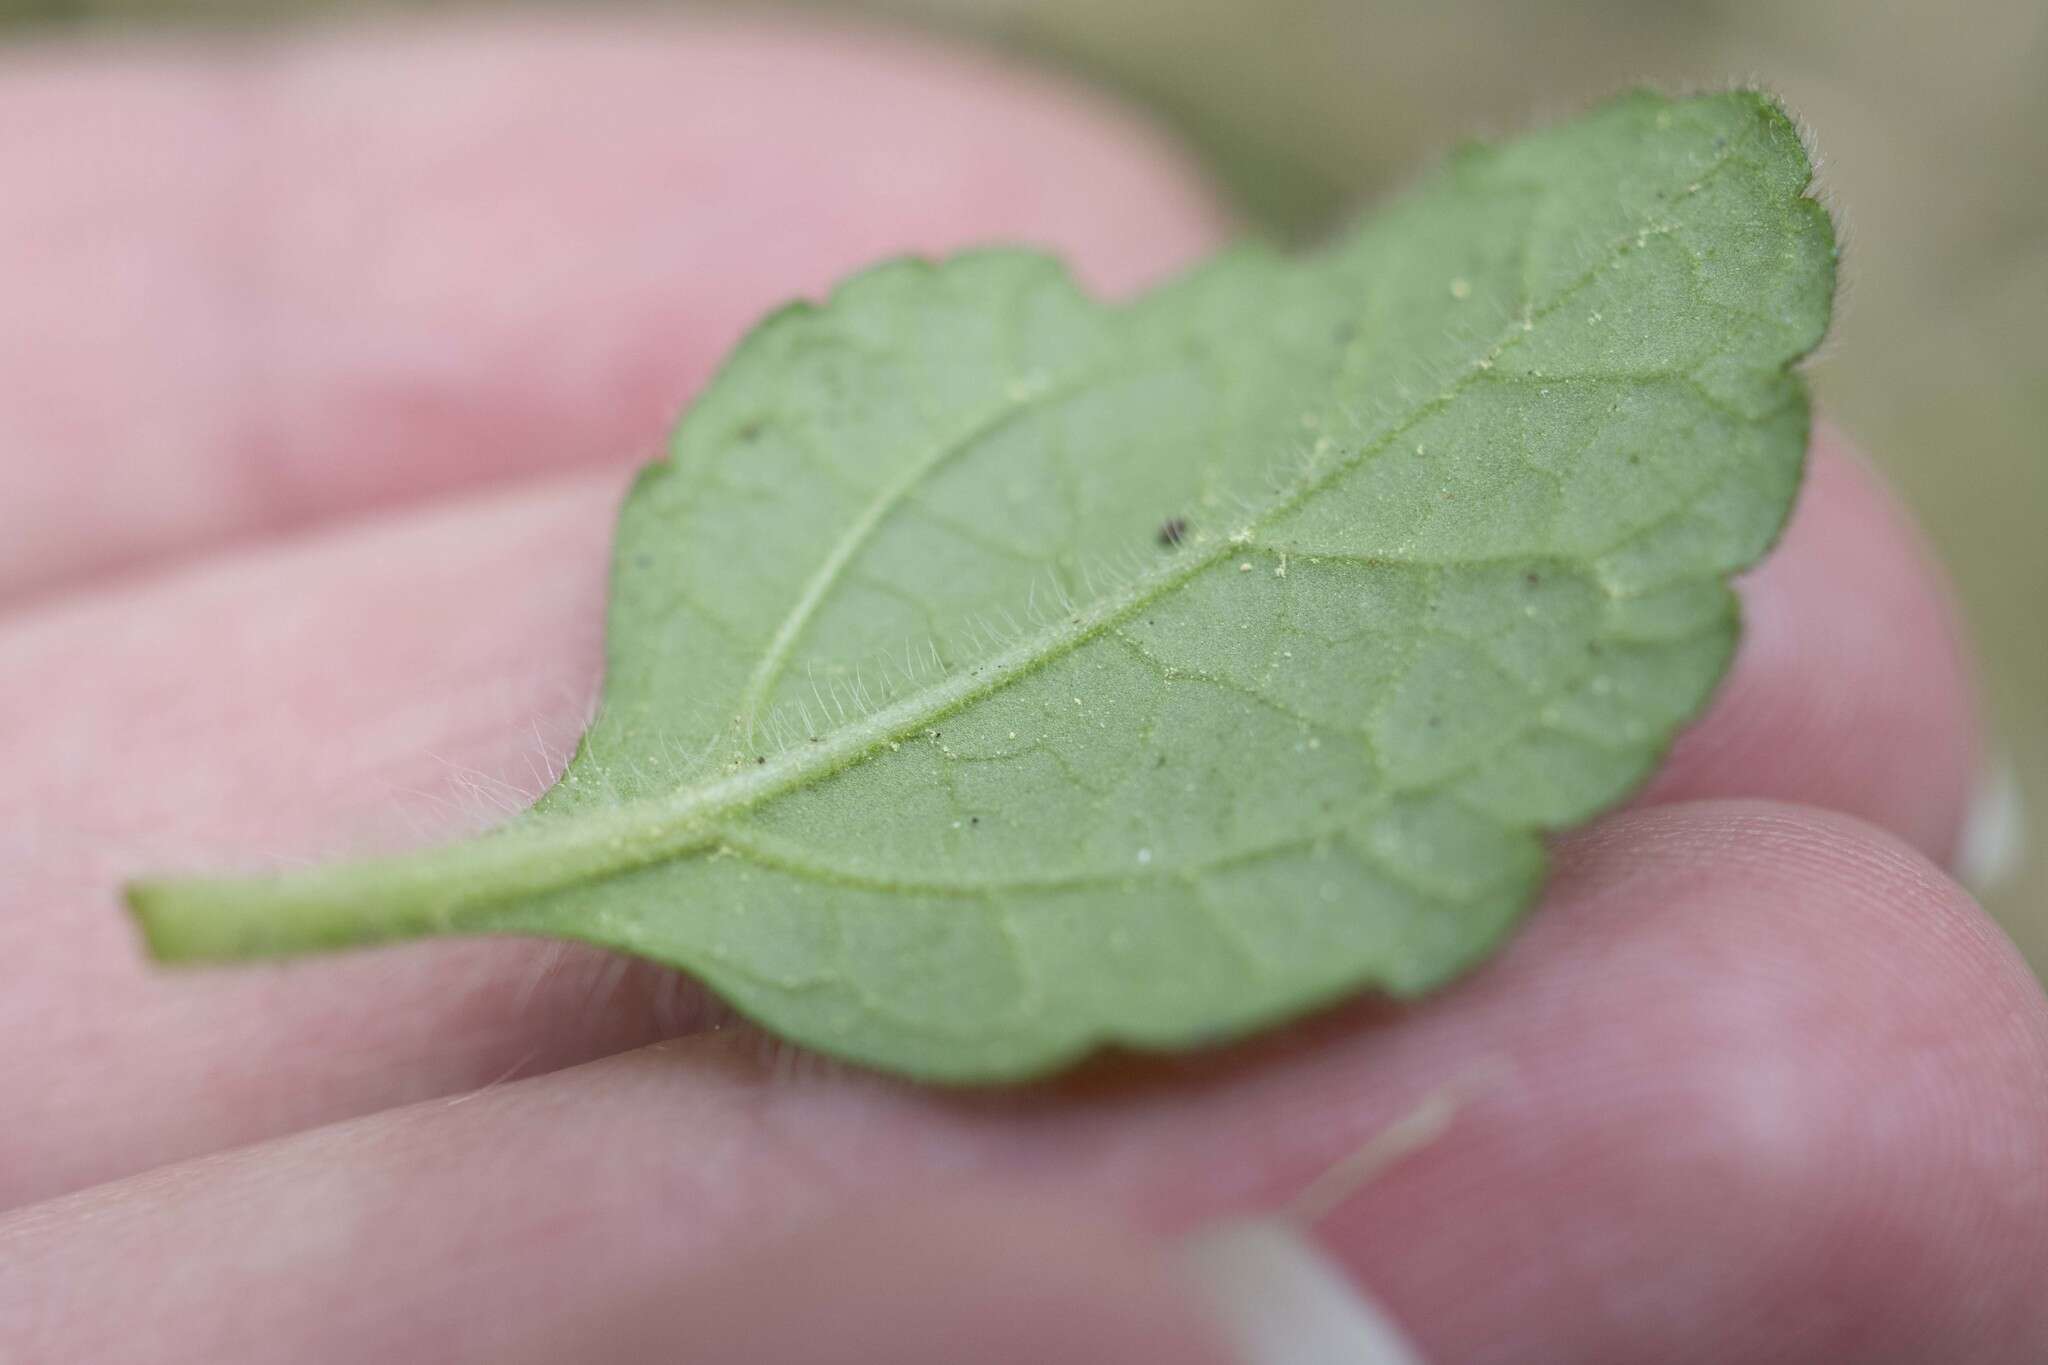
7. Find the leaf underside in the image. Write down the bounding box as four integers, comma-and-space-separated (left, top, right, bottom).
131, 91, 1837, 1082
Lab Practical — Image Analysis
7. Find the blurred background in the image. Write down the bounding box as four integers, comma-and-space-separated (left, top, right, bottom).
4, 0, 2041, 967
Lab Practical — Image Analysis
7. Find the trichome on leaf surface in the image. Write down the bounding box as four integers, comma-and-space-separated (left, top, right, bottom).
128, 90, 1838, 1082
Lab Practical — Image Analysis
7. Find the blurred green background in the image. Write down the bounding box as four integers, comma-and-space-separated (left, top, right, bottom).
5, 0, 2042, 965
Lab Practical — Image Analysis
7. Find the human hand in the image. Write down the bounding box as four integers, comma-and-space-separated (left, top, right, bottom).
2, 16, 2043, 1363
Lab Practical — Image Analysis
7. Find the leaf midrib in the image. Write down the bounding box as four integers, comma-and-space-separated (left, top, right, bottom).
133, 139, 1749, 953
596, 147, 1738, 870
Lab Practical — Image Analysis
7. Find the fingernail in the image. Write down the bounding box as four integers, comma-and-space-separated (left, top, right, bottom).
1958, 756, 2026, 898
1174, 1217, 1428, 1365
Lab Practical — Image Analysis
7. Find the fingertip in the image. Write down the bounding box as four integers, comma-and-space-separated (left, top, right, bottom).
1330, 801, 2048, 1362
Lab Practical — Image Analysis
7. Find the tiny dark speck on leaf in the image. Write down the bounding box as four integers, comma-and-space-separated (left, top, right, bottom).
756, 756, 767, 765
1525, 572, 1541, 586
1157, 517, 1189, 547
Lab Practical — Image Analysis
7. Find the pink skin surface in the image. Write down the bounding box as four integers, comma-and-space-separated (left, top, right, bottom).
1, 15, 2042, 1364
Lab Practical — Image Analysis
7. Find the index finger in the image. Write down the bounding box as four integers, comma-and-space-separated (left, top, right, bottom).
0, 14, 1224, 603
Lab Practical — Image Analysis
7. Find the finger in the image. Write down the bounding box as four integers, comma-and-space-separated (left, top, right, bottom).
0, 14, 1225, 603
6, 803, 2043, 1363
519, 1195, 1236, 1365
0, 1191, 1239, 1365
0, 422, 1980, 1203
0, 471, 660, 1206
1325, 804, 2048, 1362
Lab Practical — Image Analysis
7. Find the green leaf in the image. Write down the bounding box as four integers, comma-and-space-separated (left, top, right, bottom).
128, 91, 1836, 1081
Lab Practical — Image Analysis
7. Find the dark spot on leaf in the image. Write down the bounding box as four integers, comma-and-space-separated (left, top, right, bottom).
1157, 517, 1189, 547
756, 756, 767, 765
737, 419, 764, 441
1525, 572, 1541, 586
970, 816, 980, 826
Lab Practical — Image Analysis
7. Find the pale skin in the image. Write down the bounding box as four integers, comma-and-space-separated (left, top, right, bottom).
1, 15, 2044, 1364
